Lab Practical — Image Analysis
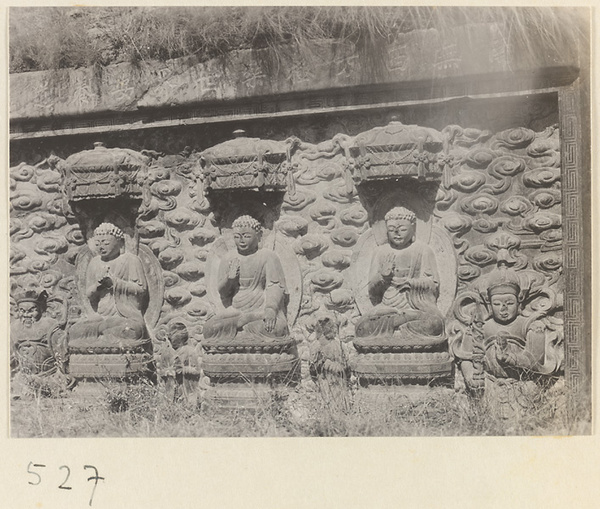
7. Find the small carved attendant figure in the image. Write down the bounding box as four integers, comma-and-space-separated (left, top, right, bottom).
69, 223, 150, 348
11, 289, 64, 376
482, 269, 546, 378
355, 207, 444, 343
162, 321, 202, 402
203, 215, 289, 341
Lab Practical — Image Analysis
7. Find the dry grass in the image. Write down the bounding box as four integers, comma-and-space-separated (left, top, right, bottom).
9, 6, 587, 74
10, 372, 589, 438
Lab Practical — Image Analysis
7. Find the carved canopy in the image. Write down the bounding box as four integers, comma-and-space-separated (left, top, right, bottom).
200, 131, 291, 191
62, 142, 150, 201
347, 121, 446, 184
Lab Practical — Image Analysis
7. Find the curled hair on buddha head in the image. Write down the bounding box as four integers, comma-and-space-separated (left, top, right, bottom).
385, 206, 417, 224
94, 222, 125, 239
232, 215, 262, 233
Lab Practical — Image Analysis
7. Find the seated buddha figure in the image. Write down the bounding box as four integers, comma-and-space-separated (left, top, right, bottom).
203, 215, 289, 343
11, 289, 64, 376
355, 207, 444, 345
69, 222, 150, 349
481, 269, 546, 378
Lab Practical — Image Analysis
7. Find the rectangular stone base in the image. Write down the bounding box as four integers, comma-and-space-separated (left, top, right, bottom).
68, 353, 154, 379
354, 385, 457, 409
203, 383, 284, 410
351, 351, 454, 386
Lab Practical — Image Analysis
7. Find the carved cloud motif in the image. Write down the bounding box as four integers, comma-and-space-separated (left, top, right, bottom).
531, 190, 561, 209
276, 215, 309, 238
282, 189, 317, 211
464, 246, 497, 267
189, 227, 216, 246
487, 156, 526, 178
36, 170, 62, 192
165, 208, 203, 230
311, 269, 344, 293
460, 195, 499, 216
11, 163, 36, 183
525, 213, 562, 233
451, 171, 487, 193
500, 196, 534, 217
457, 264, 481, 282
522, 167, 560, 188
492, 127, 535, 149
164, 287, 192, 307
321, 250, 352, 271
158, 247, 185, 270
463, 148, 496, 169
339, 204, 369, 227
176, 260, 205, 281
330, 227, 359, 247
11, 189, 43, 211
293, 234, 329, 259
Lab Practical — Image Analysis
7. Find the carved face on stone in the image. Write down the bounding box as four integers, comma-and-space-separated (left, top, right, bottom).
233, 226, 260, 255
95, 234, 122, 261
386, 219, 416, 249
490, 293, 519, 325
18, 301, 41, 327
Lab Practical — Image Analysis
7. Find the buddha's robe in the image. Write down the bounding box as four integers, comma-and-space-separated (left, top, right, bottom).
355, 241, 444, 340
69, 252, 149, 348
203, 249, 289, 341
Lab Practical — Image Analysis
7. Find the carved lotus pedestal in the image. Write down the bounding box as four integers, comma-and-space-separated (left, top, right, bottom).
349, 334, 455, 405
201, 334, 300, 409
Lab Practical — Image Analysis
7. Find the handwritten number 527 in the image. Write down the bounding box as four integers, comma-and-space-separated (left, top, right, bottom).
27, 462, 104, 506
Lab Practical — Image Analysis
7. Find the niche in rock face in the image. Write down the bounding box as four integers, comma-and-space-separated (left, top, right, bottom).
357, 179, 440, 245
205, 189, 285, 231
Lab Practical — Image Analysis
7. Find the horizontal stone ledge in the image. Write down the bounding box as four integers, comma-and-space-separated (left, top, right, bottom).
10, 23, 581, 122
10, 73, 568, 142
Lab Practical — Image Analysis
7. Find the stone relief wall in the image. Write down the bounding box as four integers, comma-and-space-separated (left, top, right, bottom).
9, 116, 564, 397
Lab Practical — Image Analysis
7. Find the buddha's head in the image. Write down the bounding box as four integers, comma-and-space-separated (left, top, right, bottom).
232, 215, 262, 255
93, 223, 125, 261
488, 282, 520, 325
384, 207, 417, 249
15, 289, 46, 327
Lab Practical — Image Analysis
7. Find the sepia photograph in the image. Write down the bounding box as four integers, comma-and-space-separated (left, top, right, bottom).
8, 6, 592, 439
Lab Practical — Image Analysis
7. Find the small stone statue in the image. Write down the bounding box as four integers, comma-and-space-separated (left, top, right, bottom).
308, 312, 349, 379
481, 268, 547, 378
354, 207, 444, 345
203, 215, 289, 342
11, 289, 65, 376
69, 222, 150, 349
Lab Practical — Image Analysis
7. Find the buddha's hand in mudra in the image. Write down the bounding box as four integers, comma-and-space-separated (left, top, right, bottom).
97, 275, 113, 290
227, 258, 241, 280
380, 254, 395, 280
264, 308, 277, 333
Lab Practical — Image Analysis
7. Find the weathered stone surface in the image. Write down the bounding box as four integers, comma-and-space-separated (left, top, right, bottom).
9, 118, 565, 403
10, 24, 577, 122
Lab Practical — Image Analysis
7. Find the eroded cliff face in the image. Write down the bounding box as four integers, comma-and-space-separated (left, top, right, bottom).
10, 22, 578, 122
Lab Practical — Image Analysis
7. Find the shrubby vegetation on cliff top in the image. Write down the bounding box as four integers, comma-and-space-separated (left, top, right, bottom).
9, 6, 587, 74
